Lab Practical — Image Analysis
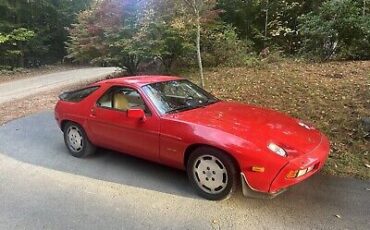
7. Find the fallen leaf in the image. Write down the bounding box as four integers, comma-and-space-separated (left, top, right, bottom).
365, 164, 370, 168
335, 214, 342, 219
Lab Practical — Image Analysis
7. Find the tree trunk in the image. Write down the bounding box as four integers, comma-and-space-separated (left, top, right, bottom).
363, 0, 367, 16
264, 0, 269, 46
196, 14, 205, 88
19, 42, 24, 68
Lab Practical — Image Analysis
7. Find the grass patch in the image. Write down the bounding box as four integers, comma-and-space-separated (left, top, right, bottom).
187, 60, 370, 179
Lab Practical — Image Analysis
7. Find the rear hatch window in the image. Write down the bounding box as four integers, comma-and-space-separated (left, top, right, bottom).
59, 86, 99, 102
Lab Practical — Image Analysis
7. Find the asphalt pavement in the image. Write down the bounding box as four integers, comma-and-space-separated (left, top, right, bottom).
0, 67, 119, 104
0, 112, 369, 230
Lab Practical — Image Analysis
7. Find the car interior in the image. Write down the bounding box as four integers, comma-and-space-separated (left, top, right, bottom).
97, 86, 148, 112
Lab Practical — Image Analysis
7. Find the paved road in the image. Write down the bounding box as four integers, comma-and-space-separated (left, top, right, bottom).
0, 67, 119, 104
0, 112, 369, 230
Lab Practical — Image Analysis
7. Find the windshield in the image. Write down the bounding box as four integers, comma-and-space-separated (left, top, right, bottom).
142, 80, 219, 114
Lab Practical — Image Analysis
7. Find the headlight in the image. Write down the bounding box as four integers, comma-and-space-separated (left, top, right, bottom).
268, 143, 287, 157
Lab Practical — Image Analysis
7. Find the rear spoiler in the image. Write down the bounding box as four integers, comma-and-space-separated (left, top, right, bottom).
58, 86, 100, 102
58, 91, 70, 100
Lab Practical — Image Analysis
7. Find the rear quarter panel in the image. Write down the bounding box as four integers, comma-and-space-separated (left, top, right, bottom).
54, 84, 109, 144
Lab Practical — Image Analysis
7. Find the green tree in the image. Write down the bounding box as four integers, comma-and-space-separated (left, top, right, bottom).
0, 28, 35, 69
66, 0, 124, 65
0, 0, 92, 69
299, 0, 370, 60
217, 0, 323, 53
136, 0, 194, 72
201, 23, 251, 67
67, 0, 195, 74
182, 0, 218, 87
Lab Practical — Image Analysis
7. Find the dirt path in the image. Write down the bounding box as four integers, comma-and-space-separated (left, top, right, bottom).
0, 67, 119, 104
0, 65, 79, 83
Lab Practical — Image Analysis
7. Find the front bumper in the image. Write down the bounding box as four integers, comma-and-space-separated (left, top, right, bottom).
241, 135, 330, 198
241, 173, 287, 199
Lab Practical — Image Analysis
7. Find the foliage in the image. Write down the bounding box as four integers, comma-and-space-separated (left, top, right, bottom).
67, 0, 199, 74
67, 0, 194, 74
2, 0, 370, 71
217, 0, 322, 52
299, 0, 370, 60
125, 0, 194, 73
201, 23, 253, 67
0, 28, 36, 69
66, 0, 124, 64
67, 0, 256, 76
217, 0, 370, 60
0, 0, 92, 69
180, 0, 218, 87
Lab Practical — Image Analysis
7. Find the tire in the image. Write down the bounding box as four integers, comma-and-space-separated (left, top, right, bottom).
63, 121, 96, 158
187, 147, 237, 200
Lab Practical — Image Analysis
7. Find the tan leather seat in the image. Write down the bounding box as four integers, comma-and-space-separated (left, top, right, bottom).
113, 93, 129, 110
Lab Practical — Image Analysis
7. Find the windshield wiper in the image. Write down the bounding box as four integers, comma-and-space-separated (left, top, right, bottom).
204, 98, 219, 105
166, 103, 208, 114
166, 98, 219, 114
166, 105, 192, 114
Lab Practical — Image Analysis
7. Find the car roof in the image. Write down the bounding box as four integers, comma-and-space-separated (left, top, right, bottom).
95, 75, 183, 87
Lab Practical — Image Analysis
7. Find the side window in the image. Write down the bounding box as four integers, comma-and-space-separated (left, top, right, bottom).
97, 86, 150, 113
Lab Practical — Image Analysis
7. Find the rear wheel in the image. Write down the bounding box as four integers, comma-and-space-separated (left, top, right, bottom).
63, 122, 96, 158
187, 147, 237, 200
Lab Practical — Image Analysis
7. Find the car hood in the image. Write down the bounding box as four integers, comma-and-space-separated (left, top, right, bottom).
169, 101, 323, 156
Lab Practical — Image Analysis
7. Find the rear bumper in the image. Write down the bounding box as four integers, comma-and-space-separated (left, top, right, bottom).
241, 135, 330, 198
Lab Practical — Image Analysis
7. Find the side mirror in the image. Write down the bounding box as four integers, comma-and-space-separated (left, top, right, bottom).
127, 108, 146, 121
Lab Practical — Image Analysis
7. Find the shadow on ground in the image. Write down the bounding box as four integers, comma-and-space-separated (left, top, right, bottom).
0, 111, 195, 198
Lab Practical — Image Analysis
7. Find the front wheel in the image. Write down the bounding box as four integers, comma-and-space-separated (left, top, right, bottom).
63, 121, 96, 158
187, 147, 237, 200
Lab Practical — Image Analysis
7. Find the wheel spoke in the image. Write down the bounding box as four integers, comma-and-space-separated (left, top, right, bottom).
67, 126, 84, 152
193, 154, 228, 195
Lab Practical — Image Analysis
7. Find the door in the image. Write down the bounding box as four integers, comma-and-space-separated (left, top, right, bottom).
87, 85, 160, 161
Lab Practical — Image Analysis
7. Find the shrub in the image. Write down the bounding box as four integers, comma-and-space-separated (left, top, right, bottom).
201, 23, 253, 67
299, 0, 370, 60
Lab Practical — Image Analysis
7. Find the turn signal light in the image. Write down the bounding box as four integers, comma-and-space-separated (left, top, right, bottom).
251, 166, 265, 173
286, 170, 299, 178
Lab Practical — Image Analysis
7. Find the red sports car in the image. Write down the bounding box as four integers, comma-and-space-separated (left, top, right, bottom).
55, 76, 330, 200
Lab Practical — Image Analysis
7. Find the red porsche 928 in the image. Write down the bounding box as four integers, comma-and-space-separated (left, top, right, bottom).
54, 76, 330, 200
